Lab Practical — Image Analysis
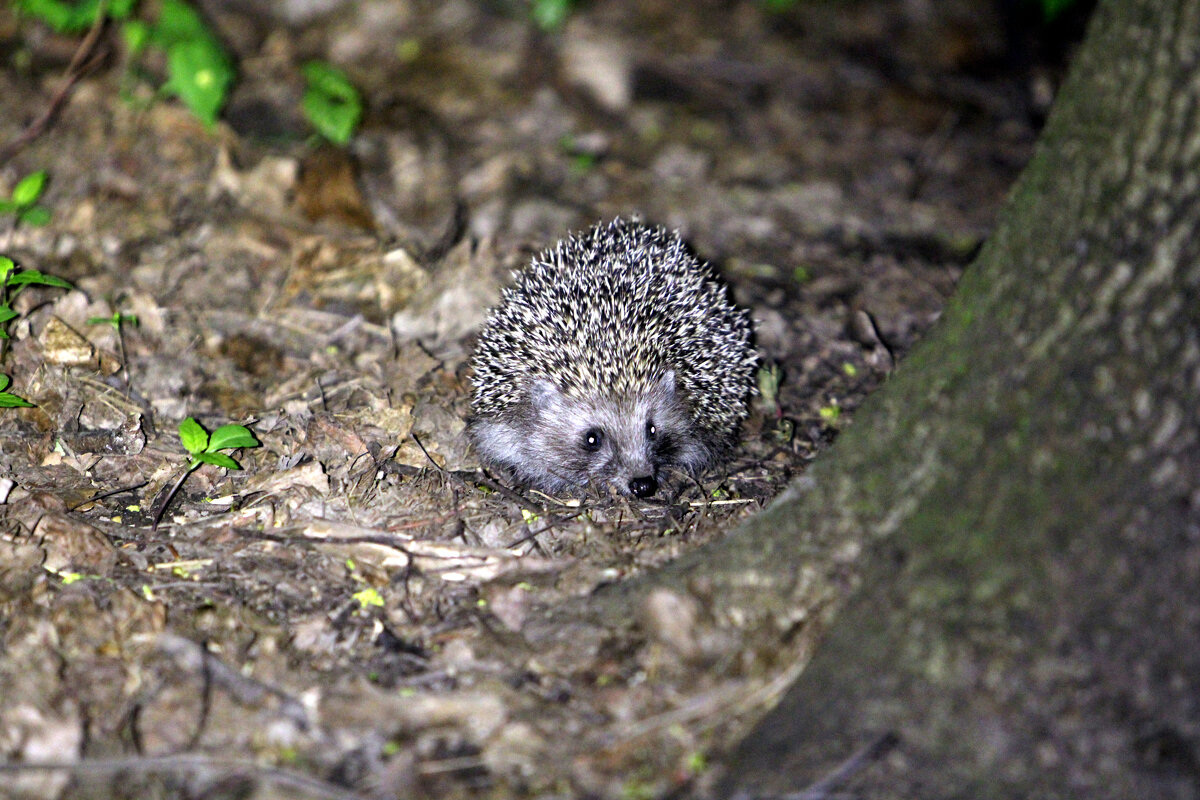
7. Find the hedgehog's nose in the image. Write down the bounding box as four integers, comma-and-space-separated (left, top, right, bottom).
629, 476, 658, 498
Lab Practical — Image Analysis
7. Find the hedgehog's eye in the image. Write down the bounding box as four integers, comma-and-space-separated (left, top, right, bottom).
582, 427, 605, 452
646, 420, 657, 439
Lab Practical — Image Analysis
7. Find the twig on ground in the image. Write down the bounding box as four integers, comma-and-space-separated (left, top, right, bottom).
0, 754, 370, 800
729, 732, 899, 800
0, 3, 111, 165
155, 634, 311, 731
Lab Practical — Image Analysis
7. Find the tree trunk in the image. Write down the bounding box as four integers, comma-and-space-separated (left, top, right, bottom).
705, 0, 1200, 794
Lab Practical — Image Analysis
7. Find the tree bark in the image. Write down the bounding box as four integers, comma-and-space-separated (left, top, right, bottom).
704, 0, 1200, 795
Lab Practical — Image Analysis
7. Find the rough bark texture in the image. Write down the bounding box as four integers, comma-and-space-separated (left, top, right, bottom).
704, 0, 1200, 795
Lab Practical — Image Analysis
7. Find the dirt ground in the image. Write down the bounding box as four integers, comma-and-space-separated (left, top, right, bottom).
0, 0, 1067, 797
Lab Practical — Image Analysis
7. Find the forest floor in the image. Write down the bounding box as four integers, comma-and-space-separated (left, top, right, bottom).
0, 0, 1069, 797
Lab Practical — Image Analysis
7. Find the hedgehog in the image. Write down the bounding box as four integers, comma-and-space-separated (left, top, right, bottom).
468, 218, 757, 499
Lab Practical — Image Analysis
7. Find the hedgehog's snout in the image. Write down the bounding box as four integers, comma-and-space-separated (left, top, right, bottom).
628, 475, 658, 498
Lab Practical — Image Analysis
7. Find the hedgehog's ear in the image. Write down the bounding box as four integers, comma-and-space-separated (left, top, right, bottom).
528, 378, 566, 413
656, 370, 677, 399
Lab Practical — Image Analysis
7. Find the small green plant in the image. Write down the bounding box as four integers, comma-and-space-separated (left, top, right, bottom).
19, 0, 233, 128
178, 416, 260, 472
0, 255, 73, 338
15, 0, 136, 33
153, 416, 260, 528
756, 362, 783, 412
353, 587, 384, 609
0, 373, 35, 408
818, 401, 841, 424
771, 417, 795, 446
394, 38, 421, 63
89, 309, 138, 382
559, 135, 598, 175
144, 0, 234, 127
302, 61, 363, 145
1039, 0, 1079, 20
0, 253, 63, 404
88, 310, 138, 330
531, 0, 575, 31
18, 2, 377, 139
0, 170, 52, 227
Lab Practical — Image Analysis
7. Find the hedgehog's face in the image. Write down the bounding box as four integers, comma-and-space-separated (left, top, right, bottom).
519, 371, 712, 498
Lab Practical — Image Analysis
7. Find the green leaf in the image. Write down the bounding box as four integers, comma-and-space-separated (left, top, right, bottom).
353, 587, 384, 608
302, 61, 358, 101
19, 206, 52, 226
165, 38, 234, 127
178, 417, 209, 455
152, 0, 215, 47
88, 312, 138, 328
0, 391, 36, 408
7, 270, 72, 289
207, 424, 259, 452
11, 171, 47, 207
1040, 0, 1076, 20
195, 451, 240, 470
0, 257, 13, 278
17, 0, 72, 32
16, 0, 104, 33
0, 200, 17, 214
150, 0, 235, 125
0, 375, 34, 408
531, 0, 574, 31
122, 19, 150, 55
109, 0, 136, 19
301, 61, 362, 145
